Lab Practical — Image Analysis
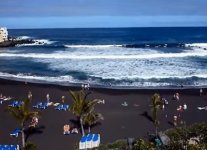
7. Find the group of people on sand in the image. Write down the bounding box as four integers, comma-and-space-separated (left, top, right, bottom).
81, 83, 90, 90
27, 91, 80, 135
172, 93, 189, 126
160, 92, 189, 127
28, 90, 66, 106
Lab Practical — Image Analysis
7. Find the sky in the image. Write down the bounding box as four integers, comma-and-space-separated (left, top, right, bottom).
0, 0, 207, 28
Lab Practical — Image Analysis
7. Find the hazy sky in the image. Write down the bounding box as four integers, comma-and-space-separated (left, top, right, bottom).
0, 0, 207, 28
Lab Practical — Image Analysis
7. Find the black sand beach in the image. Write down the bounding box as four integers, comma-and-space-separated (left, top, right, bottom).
0, 79, 207, 150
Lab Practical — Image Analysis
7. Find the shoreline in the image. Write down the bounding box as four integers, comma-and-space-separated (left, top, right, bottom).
0, 77, 206, 91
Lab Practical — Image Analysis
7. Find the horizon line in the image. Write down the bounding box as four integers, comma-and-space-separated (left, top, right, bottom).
7, 26, 207, 30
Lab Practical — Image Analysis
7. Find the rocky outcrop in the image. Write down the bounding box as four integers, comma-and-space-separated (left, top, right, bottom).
0, 39, 35, 47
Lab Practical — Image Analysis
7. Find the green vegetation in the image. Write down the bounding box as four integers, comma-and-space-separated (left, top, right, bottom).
151, 93, 163, 136
6, 99, 39, 150
25, 141, 37, 150
94, 123, 207, 150
69, 90, 103, 135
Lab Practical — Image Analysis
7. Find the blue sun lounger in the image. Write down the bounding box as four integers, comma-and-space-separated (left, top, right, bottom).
62, 104, 69, 111
0, 145, 19, 150
8, 101, 23, 108
33, 102, 48, 109
10, 128, 21, 138
33, 102, 42, 109
39, 102, 48, 109
55, 104, 69, 111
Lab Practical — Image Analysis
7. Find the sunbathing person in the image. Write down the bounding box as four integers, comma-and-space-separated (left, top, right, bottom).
97, 99, 105, 104
71, 127, 78, 134
29, 116, 38, 127
63, 124, 70, 135
121, 101, 128, 107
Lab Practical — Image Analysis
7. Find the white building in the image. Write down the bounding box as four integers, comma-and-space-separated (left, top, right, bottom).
0, 27, 8, 43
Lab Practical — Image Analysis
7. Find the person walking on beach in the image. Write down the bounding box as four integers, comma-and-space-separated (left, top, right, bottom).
28, 91, 32, 100
173, 115, 178, 126
61, 96, 65, 103
200, 88, 203, 96
46, 93, 50, 103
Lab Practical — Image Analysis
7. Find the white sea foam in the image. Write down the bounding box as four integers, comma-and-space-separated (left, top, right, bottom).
1, 49, 207, 59
90, 74, 207, 80
185, 43, 207, 49
17, 39, 55, 46
64, 44, 122, 48
17, 36, 33, 40
1, 71, 207, 87
0, 72, 79, 84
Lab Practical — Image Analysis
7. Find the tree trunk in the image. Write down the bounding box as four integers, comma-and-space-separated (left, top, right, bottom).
21, 123, 25, 149
88, 126, 91, 133
80, 117, 85, 136
155, 126, 158, 137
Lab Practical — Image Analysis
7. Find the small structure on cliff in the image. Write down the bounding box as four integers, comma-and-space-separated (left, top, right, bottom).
0, 27, 8, 43
0, 27, 35, 47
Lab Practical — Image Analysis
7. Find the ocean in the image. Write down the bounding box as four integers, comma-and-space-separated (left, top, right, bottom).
0, 27, 207, 88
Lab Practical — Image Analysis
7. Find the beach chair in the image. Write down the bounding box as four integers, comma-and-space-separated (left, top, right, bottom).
79, 135, 87, 150
62, 104, 69, 111
10, 128, 21, 138
0, 145, 9, 150
55, 104, 69, 111
8, 101, 18, 107
86, 134, 93, 149
33, 102, 42, 109
6, 145, 19, 150
92, 134, 100, 148
8, 101, 23, 108
16, 101, 23, 107
0, 145, 19, 150
55, 104, 63, 110
39, 102, 48, 109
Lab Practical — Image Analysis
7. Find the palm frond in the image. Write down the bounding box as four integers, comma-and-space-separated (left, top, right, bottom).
6, 99, 38, 127
83, 112, 104, 126
6, 107, 23, 124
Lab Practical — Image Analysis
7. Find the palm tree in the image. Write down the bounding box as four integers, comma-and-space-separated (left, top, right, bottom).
69, 90, 100, 136
151, 93, 162, 136
6, 99, 39, 149
83, 112, 104, 133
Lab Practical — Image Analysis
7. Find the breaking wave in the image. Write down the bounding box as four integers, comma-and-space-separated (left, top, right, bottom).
16, 39, 55, 46
64, 44, 122, 48
1, 72, 207, 87
0, 49, 207, 60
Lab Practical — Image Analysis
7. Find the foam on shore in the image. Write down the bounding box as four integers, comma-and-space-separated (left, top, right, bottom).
186, 43, 207, 49
64, 45, 122, 48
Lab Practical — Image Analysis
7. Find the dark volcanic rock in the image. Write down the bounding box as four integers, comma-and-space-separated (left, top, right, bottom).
0, 39, 35, 47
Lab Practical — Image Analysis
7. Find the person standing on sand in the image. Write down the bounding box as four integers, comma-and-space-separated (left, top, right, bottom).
61, 96, 65, 103
200, 88, 203, 96
28, 91, 32, 100
46, 93, 50, 103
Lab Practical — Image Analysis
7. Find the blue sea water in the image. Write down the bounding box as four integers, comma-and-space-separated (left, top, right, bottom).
0, 27, 207, 87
